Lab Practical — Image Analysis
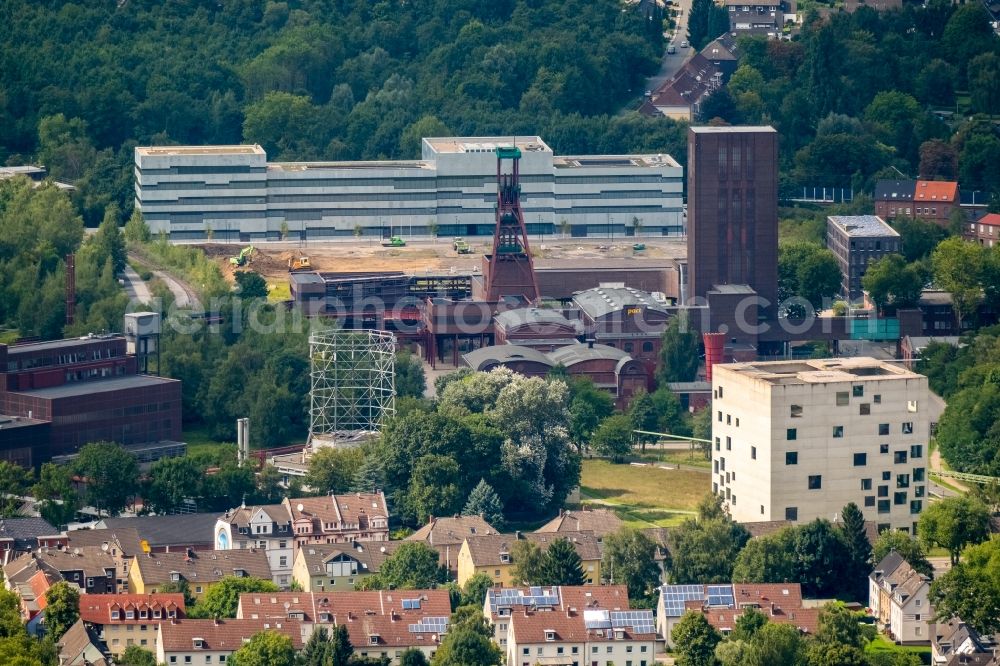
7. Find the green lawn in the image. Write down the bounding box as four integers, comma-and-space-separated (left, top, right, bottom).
866, 634, 931, 662
580, 459, 709, 528
633, 447, 711, 470
183, 425, 237, 462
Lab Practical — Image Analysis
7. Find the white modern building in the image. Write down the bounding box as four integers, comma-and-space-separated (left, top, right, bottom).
134, 137, 684, 241
711, 358, 930, 532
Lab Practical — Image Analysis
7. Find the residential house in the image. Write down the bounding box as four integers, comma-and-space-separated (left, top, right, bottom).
4, 546, 118, 595
129, 548, 272, 601
536, 509, 623, 538
966, 213, 1000, 248
285, 493, 390, 552
457, 531, 603, 587
291, 543, 390, 592
79, 593, 185, 658
235, 590, 452, 665
505, 605, 657, 666
156, 618, 303, 666
875, 180, 917, 220
407, 515, 498, 577
658, 583, 811, 646
869, 554, 931, 644
65, 527, 143, 593
932, 618, 1000, 665
0, 517, 64, 560
57, 619, 108, 666
214, 503, 294, 588
98, 513, 219, 553
639, 54, 724, 121
913, 180, 960, 227
724, 0, 793, 37
2, 553, 58, 632
702, 34, 741, 78
484, 585, 631, 650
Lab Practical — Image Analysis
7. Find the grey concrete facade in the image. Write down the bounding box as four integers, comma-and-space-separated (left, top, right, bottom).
135, 138, 685, 241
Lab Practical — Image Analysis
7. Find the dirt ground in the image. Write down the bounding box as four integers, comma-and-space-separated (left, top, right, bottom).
199, 237, 687, 284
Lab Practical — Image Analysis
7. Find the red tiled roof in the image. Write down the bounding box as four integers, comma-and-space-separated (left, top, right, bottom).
28, 569, 54, 611
237, 590, 452, 649
979, 213, 1000, 227
488, 585, 630, 620
285, 493, 388, 530
732, 583, 803, 609
510, 608, 656, 644
79, 593, 185, 625
159, 618, 304, 652
703, 606, 820, 635
914, 180, 959, 203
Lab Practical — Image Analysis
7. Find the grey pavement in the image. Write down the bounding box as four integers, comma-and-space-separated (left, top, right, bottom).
121, 264, 152, 305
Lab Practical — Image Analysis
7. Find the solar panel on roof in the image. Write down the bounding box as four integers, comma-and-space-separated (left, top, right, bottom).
661, 584, 705, 617
706, 584, 735, 608
408, 617, 449, 634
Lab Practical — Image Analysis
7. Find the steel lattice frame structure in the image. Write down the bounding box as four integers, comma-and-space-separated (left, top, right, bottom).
309, 329, 396, 441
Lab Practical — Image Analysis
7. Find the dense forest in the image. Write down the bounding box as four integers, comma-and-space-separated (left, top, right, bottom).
703, 3, 1000, 198
1, 0, 685, 225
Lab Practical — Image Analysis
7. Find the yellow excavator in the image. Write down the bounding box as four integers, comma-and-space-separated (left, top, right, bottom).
288, 256, 311, 271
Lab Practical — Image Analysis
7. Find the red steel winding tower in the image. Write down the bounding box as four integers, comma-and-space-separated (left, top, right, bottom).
482, 145, 540, 304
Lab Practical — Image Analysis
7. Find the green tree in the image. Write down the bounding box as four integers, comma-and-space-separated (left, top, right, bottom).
228, 630, 297, 666
0, 461, 31, 518
778, 242, 842, 311
567, 376, 615, 448
892, 217, 948, 263
732, 528, 798, 584
669, 495, 751, 584
918, 139, 959, 182
431, 614, 502, 665
929, 537, 1000, 635
672, 611, 722, 666
601, 527, 661, 605
361, 542, 445, 590
192, 577, 278, 619
918, 495, 991, 565
94, 205, 127, 274
44, 581, 80, 640
794, 519, 851, 598
872, 530, 933, 578
32, 463, 80, 529
744, 622, 804, 666
408, 454, 462, 521
305, 446, 366, 495
400, 648, 429, 666
351, 455, 387, 494
509, 540, 546, 586
395, 351, 427, 399
119, 645, 157, 666
234, 271, 268, 299
658, 312, 699, 383
862, 255, 925, 312
300, 627, 333, 666
838, 503, 873, 601
539, 537, 586, 586
460, 572, 495, 609
932, 237, 987, 328
591, 414, 634, 463
331, 624, 354, 666
73, 442, 139, 517
813, 602, 869, 650
462, 479, 505, 530
146, 456, 202, 515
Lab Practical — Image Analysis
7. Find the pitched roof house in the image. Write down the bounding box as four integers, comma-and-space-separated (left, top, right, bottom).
129, 548, 272, 601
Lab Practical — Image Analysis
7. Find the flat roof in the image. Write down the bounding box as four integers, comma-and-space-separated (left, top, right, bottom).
715, 357, 922, 385
690, 125, 777, 133
136, 145, 265, 156
0, 414, 48, 429
268, 160, 431, 172
828, 215, 899, 238
7, 334, 123, 355
11, 375, 178, 399
422, 136, 552, 154
554, 153, 681, 169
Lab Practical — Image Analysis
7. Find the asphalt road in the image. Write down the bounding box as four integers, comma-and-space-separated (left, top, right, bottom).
121, 264, 152, 305
645, 0, 696, 94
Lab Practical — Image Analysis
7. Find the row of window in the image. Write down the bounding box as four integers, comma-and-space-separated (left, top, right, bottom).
786, 421, 914, 440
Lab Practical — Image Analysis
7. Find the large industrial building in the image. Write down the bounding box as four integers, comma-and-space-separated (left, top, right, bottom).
134, 137, 685, 241
711, 357, 929, 532
0, 315, 182, 466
